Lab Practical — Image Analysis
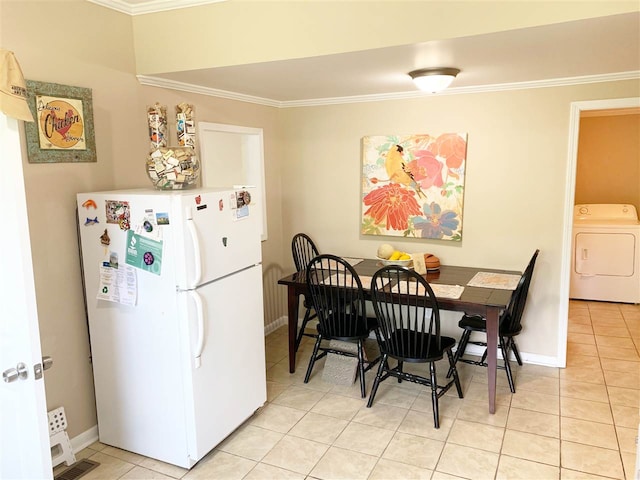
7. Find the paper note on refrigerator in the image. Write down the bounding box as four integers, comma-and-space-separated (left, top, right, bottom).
125, 230, 163, 275
96, 264, 137, 306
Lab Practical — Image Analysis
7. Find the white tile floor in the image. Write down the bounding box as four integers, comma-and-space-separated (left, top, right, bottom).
54, 300, 639, 479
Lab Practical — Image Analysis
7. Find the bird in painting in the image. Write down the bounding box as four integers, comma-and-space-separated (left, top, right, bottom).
384, 145, 426, 199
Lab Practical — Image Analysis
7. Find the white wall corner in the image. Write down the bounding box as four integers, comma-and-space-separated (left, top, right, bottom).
265, 316, 288, 335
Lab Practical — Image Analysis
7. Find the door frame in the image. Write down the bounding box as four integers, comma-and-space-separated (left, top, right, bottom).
197, 122, 268, 241
558, 96, 640, 367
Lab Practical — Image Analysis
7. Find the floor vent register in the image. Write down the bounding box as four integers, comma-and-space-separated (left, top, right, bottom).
53, 459, 100, 480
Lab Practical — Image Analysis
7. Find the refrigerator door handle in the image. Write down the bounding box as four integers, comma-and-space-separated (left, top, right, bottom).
185, 208, 203, 288
188, 289, 205, 369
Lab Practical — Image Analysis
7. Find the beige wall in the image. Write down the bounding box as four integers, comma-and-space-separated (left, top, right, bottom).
1, 0, 284, 439
2, 0, 141, 440
2, 0, 639, 444
575, 113, 640, 211
278, 80, 640, 357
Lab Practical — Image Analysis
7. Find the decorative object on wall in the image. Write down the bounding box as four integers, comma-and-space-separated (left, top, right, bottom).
176, 103, 195, 148
24, 80, 96, 163
147, 103, 167, 149
145, 146, 200, 190
361, 133, 467, 241
0, 49, 33, 122
145, 101, 200, 190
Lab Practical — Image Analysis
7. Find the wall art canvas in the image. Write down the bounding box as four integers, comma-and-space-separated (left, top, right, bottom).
361, 133, 467, 241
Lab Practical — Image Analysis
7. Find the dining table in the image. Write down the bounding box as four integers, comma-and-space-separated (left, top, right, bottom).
277, 258, 520, 414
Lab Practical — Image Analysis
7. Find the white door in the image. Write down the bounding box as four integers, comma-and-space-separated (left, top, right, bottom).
0, 114, 52, 478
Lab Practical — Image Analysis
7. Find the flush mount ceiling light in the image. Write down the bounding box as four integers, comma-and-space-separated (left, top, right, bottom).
408, 68, 461, 93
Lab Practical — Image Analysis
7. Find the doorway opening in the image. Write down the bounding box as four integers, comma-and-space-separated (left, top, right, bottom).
558, 97, 640, 367
197, 122, 268, 241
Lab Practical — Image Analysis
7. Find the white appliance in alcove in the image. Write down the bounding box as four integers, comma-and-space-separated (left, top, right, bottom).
570, 204, 640, 303
197, 122, 267, 241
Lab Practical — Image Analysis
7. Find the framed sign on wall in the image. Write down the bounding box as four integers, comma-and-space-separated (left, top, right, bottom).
24, 80, 96, 163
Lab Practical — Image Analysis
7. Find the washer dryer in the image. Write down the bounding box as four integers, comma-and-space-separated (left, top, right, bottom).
570, 204, 640, 304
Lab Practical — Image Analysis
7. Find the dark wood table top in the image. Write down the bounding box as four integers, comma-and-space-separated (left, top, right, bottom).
278, 259, 519, 315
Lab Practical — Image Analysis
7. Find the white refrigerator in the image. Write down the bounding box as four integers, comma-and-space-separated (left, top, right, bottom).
76, 187, 266, 468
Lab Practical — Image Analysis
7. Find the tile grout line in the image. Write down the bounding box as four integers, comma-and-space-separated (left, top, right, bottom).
75, 301, 638, 480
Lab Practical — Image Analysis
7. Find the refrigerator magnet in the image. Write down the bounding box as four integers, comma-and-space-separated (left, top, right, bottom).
236, 206, 249, 219
118, 215, 130, 231
82, 199, 97, 209
143, 208, 157, 231
105, 200, 131, 231
143, 252, 154, 265
100, 229, 110, 246
195, 192, 207, 211
236, 190, 251, 207
156, 212, 169, 225
84, 217, 99, 226
135, 216, 162, 242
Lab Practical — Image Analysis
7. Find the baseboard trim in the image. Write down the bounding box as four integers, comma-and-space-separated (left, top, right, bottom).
264, 317, 560, 366
462, 343, 559, 367
265, 316, 288, 335
70, 425, 99, 454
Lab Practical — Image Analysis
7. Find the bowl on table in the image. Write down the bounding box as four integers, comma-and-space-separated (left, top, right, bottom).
377, 256, 413, 267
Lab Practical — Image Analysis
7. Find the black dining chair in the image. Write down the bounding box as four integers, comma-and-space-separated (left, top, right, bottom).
368, 266, 463, 429
448, 249, 540, 393
304, 254, 381, 398
291, 233, 320, 351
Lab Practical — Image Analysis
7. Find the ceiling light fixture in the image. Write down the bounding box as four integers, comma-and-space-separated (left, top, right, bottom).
408, 68, 460, 93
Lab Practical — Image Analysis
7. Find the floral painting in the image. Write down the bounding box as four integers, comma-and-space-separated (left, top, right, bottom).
361, 133, 467, 241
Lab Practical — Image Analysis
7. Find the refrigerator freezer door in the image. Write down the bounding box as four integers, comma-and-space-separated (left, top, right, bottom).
178, 265, 266, 462
173, 189, 262, 290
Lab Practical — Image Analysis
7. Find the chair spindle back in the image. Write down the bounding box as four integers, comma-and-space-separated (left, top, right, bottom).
500, 249, 540, 334
371, 266, 442, 360
292, 233, 319, 272
306, 254, 368, 340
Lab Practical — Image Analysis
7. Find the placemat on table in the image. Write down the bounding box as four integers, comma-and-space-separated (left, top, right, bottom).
467, 271, 521, 290
394, 282, 464, 299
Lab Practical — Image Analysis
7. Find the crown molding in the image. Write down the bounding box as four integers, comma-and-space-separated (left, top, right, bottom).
136, 75, 282, 107
137, 71, 640, 109
88, 0, 226, 16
